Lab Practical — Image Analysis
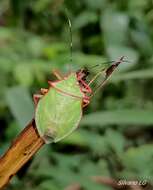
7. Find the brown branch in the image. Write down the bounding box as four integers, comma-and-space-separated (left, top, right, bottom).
0, 119, 45, 189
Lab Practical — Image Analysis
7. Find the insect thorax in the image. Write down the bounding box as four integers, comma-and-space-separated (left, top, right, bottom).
54, 73, 83, 98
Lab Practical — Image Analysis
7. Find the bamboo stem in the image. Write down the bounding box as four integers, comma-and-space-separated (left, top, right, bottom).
0, 119, 45, 189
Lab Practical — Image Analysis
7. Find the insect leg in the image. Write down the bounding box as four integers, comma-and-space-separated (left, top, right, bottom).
79, 79, 92, 93
48, 80, 54, 87
90, 56, 125, 97
52, 70, 63, 80
83, 96, 90, 108
33, 94, 43, 106
88, 56, 126, 87
40, 88, 48, 95
88, 69, 105, 86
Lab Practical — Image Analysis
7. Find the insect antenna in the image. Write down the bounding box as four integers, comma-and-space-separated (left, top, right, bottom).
88, 59, 131, 70
86, 61, 120, 83
65, 8, 73, 71
68, 17, 72, 64
89, 56, 127, 97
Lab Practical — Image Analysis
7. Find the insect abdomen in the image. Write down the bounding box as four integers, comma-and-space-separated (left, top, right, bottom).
35, 74, 83, 143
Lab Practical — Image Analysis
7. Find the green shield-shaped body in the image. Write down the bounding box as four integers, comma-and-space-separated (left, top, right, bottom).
35, 73, 83, 143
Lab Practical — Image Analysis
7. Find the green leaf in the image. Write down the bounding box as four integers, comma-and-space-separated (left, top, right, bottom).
128, 0, 148, 11
105, 129, 126, 155
81, 109, 153, 127
73, 11, 98, 29
13, 64, 34, 87
39, 180, 59, 190
73, 53, 107, 69
101, 9, 138, 70
5, 121, 20, 140
119, 144, 153, 181
33, 0, 52, 12
101, 10, 129, 46
85, 0, 107, 10
6, 86, 34, 127
112, 68, 153, 81
131, 29, 153, 56
106, 45, 139, 70
27, 36, 45, 57
63, 129, 109, 155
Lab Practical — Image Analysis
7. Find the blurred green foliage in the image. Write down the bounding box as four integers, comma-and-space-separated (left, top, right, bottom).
1, 0, 153, 189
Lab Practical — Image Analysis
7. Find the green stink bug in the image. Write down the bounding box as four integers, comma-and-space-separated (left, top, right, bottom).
33, 14, 126, 143
33, 56, 125, 144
